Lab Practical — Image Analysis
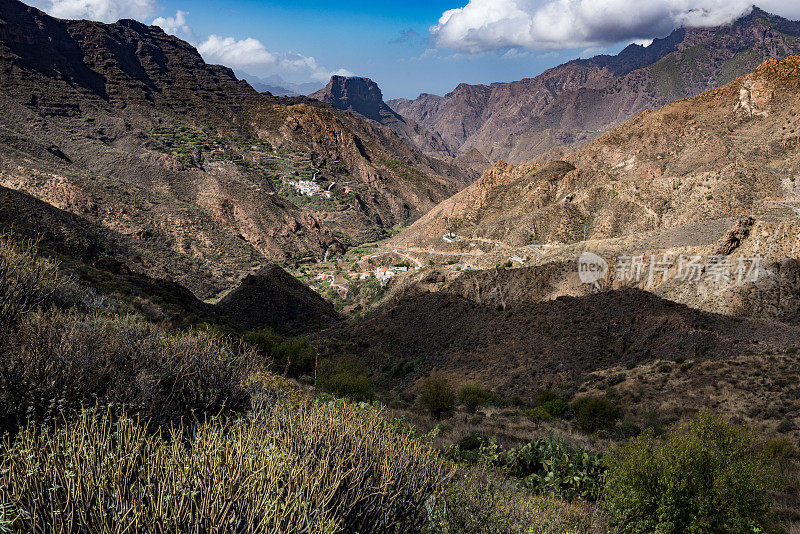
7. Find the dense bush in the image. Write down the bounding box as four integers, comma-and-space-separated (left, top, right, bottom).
458, 383, 494, 411
419, 376, 456, 418
318, 357, 374, 401
506, 435, 605, 501
524, 406, 552, 428
243, 328, 317, 377
604, 414, 781, 533
0, 310, 255, 429
535, 390, 569, 417
0, 403, 447, 533
571, 395, 621, 432
0, 234, 60, 328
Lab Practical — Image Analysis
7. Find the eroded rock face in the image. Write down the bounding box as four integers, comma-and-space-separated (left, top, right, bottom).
312, 76, 387, 122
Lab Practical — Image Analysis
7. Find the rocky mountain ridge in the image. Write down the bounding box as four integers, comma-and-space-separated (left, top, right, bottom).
393, 55, 800, 249
389, 7, 800, 163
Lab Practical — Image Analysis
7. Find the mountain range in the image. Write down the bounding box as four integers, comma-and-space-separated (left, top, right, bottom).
0, 0, 473, 298
238, 72, 323, 97
388, 7, 800, 164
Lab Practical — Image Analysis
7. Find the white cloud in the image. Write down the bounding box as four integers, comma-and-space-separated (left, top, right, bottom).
31, 1, 353, 84
431, 0, 800, 54
197, 35, 278, 68
29, 0, 158, 23
152, 10, 192, 40
196, 35, 351, 82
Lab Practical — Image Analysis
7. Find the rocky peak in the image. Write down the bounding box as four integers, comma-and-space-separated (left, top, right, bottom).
310, 74, 462, 161
311, 75, 394, 123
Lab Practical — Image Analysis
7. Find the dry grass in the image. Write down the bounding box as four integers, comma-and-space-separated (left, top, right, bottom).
427, 463, 602, 534
0, 401, 447, 533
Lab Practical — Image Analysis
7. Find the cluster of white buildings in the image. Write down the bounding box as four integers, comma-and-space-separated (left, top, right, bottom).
286, 179, 333, 199
357, 265, 411, 285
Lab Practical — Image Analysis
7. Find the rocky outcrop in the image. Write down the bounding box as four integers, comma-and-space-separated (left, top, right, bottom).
311, 75, 459, 161
216, 264, 339, 333
311, 76, 392, 123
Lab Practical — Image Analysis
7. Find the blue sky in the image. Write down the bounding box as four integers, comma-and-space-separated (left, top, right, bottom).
28, 0, 800, 100
148, 0, 597, 99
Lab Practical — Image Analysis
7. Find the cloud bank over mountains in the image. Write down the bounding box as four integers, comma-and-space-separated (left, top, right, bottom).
28, 0, 351, 84
29, 0, 157, 22
431, 0, 800, 53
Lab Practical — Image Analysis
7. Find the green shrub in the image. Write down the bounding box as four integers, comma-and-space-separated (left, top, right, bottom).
604, 414, 781, 533
242, 328, 282, 359
524, 406, 552, 428
571, 395, 621, 432
274, 336, 317, 377
318, 358, 374, 401
535, 390, 569, 417
505, 435, 605, 501
458, 383, 494, 411
419, 376, 455, 418
448, 433, 605, 502
0, 403, 446, 533
243, 329, 317, 377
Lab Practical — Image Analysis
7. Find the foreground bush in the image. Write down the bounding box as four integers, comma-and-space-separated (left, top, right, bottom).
0, 234, 59, 328
457, 383, 494, 412
571, 395, 621, 433
604, 414, 781, 533
534, 390, 569, 417
318, 357, 374, 401
243, 328, 317, 377
0, 309, 255, 429
0, 403, 447, 533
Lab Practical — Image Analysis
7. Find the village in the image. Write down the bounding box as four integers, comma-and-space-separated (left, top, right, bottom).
285, 178, 334, 199
313, 264, 412, 297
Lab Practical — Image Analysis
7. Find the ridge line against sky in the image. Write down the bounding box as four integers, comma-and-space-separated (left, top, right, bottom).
25, 0, 800, 99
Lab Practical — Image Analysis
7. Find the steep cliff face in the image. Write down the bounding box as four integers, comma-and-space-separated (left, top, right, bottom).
311, 76, 389, 122
389, 8, 800, 163
310, 75, 461, 163
0, 0, 471, 297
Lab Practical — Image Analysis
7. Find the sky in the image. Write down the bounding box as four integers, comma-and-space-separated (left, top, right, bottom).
25, 0, 800, 100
